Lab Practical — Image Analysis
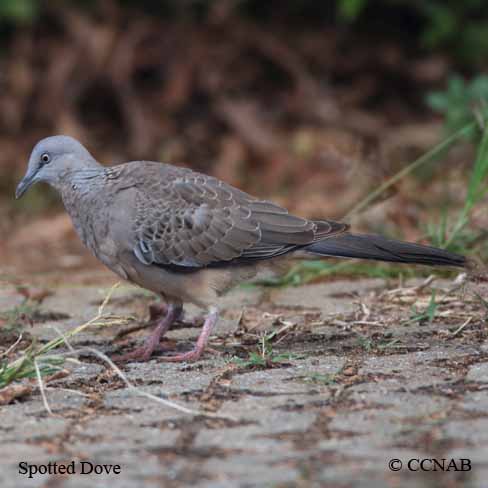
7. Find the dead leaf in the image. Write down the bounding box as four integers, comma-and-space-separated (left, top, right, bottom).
44, 369, 70, 384
16, 286, 53, 304
0, 384, 32, 405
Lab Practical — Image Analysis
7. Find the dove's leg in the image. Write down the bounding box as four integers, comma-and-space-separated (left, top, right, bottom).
149, 303, 204, 327
115, 302, 183, 362
148, 302, 168, 321
162, 307, 219, 362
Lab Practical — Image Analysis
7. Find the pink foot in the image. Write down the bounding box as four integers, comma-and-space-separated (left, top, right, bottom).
113, 346, 155, 363
160, 308, 218, 363
113, 303, 182, 363
161, 348, 204, 362
113, 342, 174, 362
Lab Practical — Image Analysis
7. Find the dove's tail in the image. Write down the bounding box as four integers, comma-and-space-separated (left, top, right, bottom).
305, 233, 466, 267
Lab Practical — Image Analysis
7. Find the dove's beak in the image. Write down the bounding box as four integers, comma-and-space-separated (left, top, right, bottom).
15, 172, 38, 199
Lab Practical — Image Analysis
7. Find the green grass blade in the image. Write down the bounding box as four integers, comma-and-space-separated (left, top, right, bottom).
444, 121, 488, 248
344, 121, 477, 219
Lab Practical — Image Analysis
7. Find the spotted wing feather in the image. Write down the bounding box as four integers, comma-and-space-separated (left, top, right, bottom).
129, 164, 347, 268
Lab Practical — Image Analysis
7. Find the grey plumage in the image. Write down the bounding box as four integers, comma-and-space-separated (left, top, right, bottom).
306, 233, 466, 267
16, 135, 466, 362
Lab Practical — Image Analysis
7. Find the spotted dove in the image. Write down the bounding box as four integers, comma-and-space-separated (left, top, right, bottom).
16, 136, 466, 362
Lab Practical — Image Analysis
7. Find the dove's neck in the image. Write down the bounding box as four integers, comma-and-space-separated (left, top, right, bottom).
58, 162, 108, 253
56, 159, 103, 191
56, 159, 104, 209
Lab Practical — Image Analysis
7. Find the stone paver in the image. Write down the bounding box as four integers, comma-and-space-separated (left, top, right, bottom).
0, 273, 485, 487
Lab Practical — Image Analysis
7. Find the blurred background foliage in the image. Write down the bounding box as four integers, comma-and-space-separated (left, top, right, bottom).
1, 0, 488, 275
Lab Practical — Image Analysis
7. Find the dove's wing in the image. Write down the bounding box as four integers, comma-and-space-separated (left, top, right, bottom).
125, 163, 348, 268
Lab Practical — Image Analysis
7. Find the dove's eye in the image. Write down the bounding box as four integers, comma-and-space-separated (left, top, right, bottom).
40, 153, 51, 165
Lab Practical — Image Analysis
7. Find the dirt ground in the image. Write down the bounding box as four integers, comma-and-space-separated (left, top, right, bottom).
1, 255, 488, 487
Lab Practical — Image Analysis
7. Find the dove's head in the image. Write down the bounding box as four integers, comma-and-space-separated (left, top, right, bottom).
16, 135, 100, 198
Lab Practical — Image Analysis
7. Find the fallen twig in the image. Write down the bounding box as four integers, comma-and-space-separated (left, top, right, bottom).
451, 317, 473, 337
